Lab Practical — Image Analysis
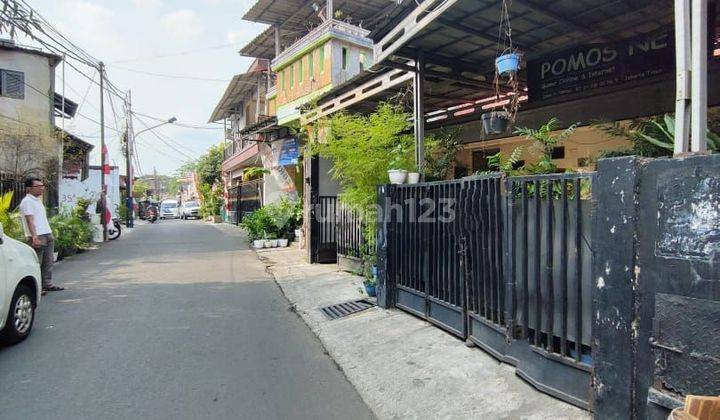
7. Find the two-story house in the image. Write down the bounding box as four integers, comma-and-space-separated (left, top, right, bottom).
239, 0, 389, 262
0, 39, 69, 208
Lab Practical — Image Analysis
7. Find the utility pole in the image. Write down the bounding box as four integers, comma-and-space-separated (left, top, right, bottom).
124, 90, 134, 227
99, 61, 107, 241
154, 167, 159, 200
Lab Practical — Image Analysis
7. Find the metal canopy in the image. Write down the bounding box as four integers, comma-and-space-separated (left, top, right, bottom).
240, 0, 414, 61
243, 0, 411, 32
208, 72, 262, 123
307, 0, 720, 125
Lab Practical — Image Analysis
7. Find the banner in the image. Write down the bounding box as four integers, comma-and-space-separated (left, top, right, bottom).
527, 30, 675, 103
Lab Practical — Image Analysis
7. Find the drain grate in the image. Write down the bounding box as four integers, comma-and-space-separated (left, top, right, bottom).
319, 299, 376, 320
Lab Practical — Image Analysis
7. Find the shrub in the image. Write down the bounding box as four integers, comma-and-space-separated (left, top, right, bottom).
0, 191, 24, 241
239, 199, 302, 241
50, 200, 95, 257
239, 207, 274, 240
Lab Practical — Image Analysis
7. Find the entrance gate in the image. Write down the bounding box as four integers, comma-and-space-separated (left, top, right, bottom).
382, 172, 596, 410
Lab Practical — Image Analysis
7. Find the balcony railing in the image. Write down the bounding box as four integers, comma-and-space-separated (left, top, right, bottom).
272, 18, 372, 69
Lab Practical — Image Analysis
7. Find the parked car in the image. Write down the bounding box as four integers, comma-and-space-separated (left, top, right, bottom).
159, 199, 180, 219
0, 223, 41, 345
180, 201, 200, 220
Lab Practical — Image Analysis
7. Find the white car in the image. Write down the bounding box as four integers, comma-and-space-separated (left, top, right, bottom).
180, 201, 200, 219
159, 200, 180, 219
0, 223, 41, 345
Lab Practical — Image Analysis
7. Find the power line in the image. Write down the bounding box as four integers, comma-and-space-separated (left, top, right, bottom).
111, 42, 242, 64
107, 65, 233, 82
131, 111, 223, 130
133, 115, 199, 160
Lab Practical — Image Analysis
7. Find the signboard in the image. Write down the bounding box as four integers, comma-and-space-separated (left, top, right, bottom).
278, 137, 299, 166
527, 30, 675, 103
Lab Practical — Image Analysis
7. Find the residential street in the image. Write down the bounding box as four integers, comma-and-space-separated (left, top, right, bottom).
0, 220, 372, 420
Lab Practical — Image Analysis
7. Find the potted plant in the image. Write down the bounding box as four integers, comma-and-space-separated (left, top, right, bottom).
406, 164, 421, 184
262, 231, 273, 248
387, 144, 409, 184
278, 237, 289, 247
482, 111, 509, 135
495, 50, 522, 76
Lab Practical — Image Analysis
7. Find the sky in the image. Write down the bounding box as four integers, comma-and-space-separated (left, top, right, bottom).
17, 0, 268, 176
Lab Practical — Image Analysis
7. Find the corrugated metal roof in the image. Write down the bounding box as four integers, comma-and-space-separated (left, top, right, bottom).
208, 72, 263, 123
240, 0, 414, 61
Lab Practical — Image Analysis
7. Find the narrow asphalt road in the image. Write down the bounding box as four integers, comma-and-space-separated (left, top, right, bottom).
0, 220, 372, 420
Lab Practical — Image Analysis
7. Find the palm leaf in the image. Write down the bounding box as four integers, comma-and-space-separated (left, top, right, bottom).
638, 132, 674, 151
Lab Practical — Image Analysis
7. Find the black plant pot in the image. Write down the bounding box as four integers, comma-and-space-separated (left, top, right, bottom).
482, 112, 509, 135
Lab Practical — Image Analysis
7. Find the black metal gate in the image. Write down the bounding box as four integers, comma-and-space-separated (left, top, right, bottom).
382, 172, 596, 410
310, 195, 337, 263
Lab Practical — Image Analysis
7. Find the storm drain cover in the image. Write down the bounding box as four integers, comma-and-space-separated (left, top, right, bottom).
319, 299, 376, 320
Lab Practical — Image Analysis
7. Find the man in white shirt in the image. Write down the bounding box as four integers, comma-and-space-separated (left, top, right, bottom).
18, 177, 64, 293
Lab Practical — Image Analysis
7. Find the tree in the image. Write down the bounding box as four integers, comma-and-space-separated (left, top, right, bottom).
133, 179, 150, 198
195, 145, 224, 187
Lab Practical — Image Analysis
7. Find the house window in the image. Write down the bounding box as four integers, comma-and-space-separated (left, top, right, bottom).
289, 66, 294, 87
280, 72, 285, 90
319, 45, 325, 73
359, 52, 365, 72
0, 70, 25, 99
472, 149, 500, 173
551, 146, 565, 159
342, 47, 348, 70
309, 52, 314, 79
298, 59, 303, 84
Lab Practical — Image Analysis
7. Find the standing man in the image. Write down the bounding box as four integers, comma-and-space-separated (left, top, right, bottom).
19, 177, 64, 293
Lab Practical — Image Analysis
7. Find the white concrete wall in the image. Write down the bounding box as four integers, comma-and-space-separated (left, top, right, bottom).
330, 39, 372, 86
0, 49, 54, 125
59, 167, 121, 219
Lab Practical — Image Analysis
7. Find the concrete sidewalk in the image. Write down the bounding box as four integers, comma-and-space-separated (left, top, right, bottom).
257, 247, 589, 420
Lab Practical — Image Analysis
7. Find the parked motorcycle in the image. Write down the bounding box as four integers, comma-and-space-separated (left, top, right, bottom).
147, 207, 158, 224
108, 218, 122, 240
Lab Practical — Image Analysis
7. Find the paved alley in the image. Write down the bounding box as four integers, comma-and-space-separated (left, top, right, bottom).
0, 220, 372, 420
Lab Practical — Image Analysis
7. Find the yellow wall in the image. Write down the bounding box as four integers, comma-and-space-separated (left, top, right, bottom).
268, 97, 277, 116
276, 42, 332, 108
455, 125, 633, 173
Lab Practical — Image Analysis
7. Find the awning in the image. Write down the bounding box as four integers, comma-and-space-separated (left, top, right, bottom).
54, 93, 78, 118
208, 72, 263, 123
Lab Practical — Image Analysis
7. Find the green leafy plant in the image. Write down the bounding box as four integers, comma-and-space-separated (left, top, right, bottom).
514, 118, 578, 174
594, 114, 719, 158
263, 198, 302, 239
0, 191, 24, 240
483, 146, 524, 175
199, 184, 222, 218
239, 208, 273, 241
50, 200, 95, 257
424, 128, 462, 181
242, 167, 270, 182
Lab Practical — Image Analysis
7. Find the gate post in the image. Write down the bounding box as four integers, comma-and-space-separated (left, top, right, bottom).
591, 157, 641, 418
376, 184, 396, 309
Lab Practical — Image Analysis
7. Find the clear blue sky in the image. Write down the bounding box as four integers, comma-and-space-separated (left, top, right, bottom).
22, 0, 267, 176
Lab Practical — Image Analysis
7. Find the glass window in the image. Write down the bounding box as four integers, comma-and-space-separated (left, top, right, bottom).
0, 70, 25, 99
342, 47, 348, 70
319, 45, 325, 73
309, 52, 314, 79
299, 58, 303, 84
359, 52, 365, 72
289, 65, 294, 87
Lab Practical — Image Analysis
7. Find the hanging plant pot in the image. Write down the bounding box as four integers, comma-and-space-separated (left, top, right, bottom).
495, 52, 521, 76
482, 111, 509, 135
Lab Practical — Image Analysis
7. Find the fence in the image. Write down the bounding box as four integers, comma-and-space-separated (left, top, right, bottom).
310, 195, 337, 263
377, 171, 596, 409
336, 202, 366, 259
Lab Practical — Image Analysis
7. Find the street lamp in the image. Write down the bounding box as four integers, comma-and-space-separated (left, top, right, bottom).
125, 116, 177, 228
